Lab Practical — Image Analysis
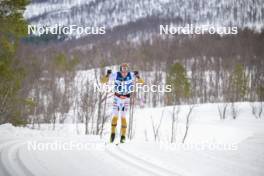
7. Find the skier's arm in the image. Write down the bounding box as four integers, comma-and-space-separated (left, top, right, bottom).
134, 71, 144, 84
100, 70, 112, 83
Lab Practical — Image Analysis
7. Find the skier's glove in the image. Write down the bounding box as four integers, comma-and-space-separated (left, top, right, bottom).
134, 71, 139, 78
134, 71, 144, 84
106, 69, 112, 77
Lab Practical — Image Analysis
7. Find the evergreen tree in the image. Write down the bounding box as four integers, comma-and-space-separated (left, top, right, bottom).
166, 63, 191, 105
0, 0, 29, 125
229, 64, 248, 102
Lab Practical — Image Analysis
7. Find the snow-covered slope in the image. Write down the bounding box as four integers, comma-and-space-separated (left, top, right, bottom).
24, 0, 264, 36
0, 102, 264, 176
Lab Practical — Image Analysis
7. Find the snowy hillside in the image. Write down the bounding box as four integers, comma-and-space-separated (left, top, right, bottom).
0, 102, 263, 176
24, 0, 264, 36
2, 0, 264, 175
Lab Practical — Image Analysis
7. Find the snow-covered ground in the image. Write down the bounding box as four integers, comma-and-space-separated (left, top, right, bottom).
0, 102, 263, 176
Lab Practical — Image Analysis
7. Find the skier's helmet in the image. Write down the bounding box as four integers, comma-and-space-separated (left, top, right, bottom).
120, 63, 129, 72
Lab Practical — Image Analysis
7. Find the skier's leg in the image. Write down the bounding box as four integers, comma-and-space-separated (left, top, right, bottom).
120, 98, 129, 143
110, 115, 118, 143
120, 117, 127, 139
111, 115, 118, 134
110, 96, 120, 142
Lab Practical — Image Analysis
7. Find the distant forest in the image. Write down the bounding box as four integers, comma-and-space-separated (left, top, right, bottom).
1, 28, 263, 126
19, 28, 264, 101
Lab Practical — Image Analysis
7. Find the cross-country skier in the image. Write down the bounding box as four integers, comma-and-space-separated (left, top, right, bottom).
100, 63, 144, 143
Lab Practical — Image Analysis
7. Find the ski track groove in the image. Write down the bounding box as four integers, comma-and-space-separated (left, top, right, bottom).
0, 139, 34, 176
105, 147, 162, 176
16, 139, 55, 176
117, 146, 182, 176
105, 145, 181, 176
2, 135, 262, 176
0, 137, 67, 176
15, 142, 35, 176
0, 140, 20, 176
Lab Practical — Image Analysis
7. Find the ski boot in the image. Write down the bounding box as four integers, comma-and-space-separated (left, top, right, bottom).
120, 135, 126, 143
110, 133, 115, 143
